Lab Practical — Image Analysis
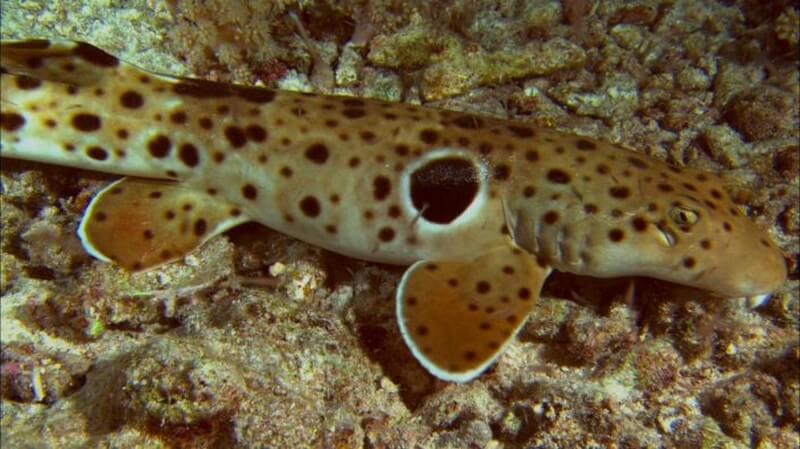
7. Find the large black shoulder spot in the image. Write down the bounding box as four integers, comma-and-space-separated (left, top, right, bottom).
407, 154, 481, 224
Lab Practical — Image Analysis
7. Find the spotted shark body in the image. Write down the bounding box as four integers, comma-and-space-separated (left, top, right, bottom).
0, 40, 787, 381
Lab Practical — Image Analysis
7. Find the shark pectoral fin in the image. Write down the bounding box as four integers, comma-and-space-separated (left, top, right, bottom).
396, 243, 551, 382
78, 178, 249, 271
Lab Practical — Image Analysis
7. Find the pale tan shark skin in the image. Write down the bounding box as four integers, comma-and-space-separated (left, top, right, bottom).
0, 40, 787, 381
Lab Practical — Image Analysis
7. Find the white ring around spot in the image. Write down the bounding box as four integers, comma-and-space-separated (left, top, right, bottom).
399, 148, 489, 236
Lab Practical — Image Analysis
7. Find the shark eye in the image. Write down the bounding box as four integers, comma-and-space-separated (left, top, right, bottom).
669, 206, 699, 227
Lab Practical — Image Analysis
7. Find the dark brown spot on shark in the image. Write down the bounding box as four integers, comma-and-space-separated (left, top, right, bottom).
173, 79, 232, 98
547, 169, 571, 184
74, 42, 119, 67
305, 143, 329, 164
507, 125, 535, 138
0, 112, 25, 132
244, 125, 266, 142
166, 112, 186, 125
71, 113, 101, 132
608, 229, 625, 242
120, 90, 144, 109
609, 186, 631, 199
373, 176, 391, 201
25, 57, 43, 69
658, 183, 674, 193
193, 219, 207, 236
5, 39, 50, 49
523, 186, 536, 197
543, 211, 559, 225
493, 164, 511, 181
300, 196, 321, 217
148, 135, 171, 158
85, 146, 108, 161
378, 227, 395, 242
410, 157, 479, 224
576, 139, 596, 150
342, 108, 366, 119
242, 184, 258, 200
237, 87, 276, 103
631, 216, 648, 231
178, 143, 199, 167
627, 157, 648, 169
15, 76, 41, 90
225, 126, 247, 148
420, 129, 439, 144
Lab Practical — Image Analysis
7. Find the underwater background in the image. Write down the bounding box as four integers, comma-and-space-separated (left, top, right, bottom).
1, 1, 798, 448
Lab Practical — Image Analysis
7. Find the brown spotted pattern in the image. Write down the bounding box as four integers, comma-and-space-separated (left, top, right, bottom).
78, 178, 248, 271
0, 39, 786, 299
0, 39, 789, 383
398, 244, 547, 380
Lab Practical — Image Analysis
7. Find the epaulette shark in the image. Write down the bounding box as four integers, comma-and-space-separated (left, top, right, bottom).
0, 40, 787, 381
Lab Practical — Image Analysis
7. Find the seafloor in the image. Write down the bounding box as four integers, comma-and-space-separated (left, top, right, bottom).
1, 1, 798, 448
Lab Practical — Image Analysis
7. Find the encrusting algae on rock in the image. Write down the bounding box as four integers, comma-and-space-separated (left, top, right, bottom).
0, 1, 798, 448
